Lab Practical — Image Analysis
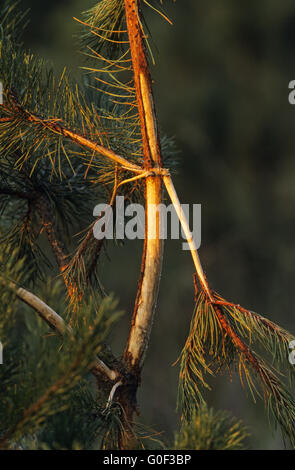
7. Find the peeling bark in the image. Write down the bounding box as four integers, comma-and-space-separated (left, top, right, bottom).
119, 0, 164, 442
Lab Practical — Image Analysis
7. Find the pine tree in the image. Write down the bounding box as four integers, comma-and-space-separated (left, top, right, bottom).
0, 0, 295, 450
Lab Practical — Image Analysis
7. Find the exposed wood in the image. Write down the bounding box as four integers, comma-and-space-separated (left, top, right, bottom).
163, 175, 213, 301
3, 279, 119, 382
123, 0, 164, 373
124, 177, 163, 370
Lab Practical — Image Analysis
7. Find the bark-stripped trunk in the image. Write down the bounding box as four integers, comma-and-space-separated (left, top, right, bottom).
118, 0, 164, 446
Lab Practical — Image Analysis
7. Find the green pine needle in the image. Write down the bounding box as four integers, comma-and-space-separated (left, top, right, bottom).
175, 403, 248, 450
178, 291, 295, 447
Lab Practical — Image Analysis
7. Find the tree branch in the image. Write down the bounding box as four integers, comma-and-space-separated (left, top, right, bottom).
163, 174, 213, 301
34, 194, 82, 302
2, 102, 142, 174
3, 279, 119, 382
35, 195, 68, 272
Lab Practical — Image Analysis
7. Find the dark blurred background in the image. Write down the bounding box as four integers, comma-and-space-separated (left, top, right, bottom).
19, 0, 295, 449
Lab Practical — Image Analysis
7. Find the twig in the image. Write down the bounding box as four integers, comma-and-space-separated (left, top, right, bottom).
35, 195, 67, 272
104, 380, 123, 412
163, 174, 213, 301
34, 195, 80, 301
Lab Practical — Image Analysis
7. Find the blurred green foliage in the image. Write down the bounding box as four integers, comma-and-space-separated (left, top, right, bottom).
174, 404, 248, 450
